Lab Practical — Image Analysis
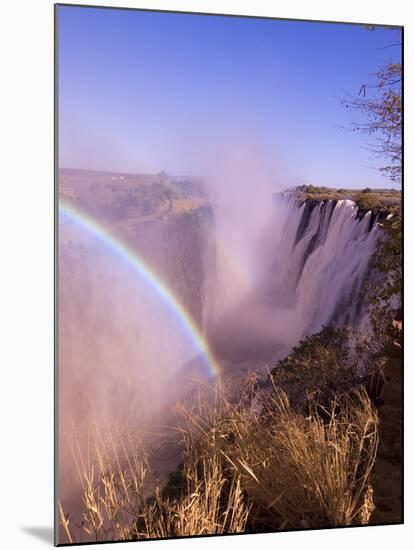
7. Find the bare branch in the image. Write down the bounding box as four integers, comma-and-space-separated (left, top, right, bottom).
343, 60, 402, 185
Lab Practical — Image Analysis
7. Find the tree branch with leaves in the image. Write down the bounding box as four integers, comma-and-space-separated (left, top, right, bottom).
342, 52, 402, 185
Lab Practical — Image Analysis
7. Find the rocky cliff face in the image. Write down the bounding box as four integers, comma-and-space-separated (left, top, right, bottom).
370, 325, 403, 524
112, 204, 213, 329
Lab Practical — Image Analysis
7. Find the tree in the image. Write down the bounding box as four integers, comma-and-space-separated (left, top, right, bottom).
342, 42, 402, 185
342, 32, 402, 346
158, 170, 169, 185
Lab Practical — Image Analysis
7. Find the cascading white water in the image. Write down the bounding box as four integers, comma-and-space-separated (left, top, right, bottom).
263, 195, 380, 336
205, 193, 381, 364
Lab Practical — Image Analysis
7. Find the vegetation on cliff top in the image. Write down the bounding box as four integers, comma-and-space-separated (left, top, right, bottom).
59, 168, 207, 223
292, 184, 400, 215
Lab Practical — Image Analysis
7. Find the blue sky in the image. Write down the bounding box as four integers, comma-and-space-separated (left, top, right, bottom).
58, 6, 402, 188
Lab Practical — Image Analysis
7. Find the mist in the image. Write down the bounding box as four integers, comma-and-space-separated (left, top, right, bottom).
58, 212, 212, 521
58, 141, 380, 536
201, 144, 302, 362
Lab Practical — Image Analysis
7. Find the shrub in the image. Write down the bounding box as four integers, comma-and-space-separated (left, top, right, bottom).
270, 327, 363, 407
355, 192, 381, 211
368, 213, 402, 343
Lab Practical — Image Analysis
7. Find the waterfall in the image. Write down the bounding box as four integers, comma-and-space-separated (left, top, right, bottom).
262, 194, 381, 337
206, 193, 381, 363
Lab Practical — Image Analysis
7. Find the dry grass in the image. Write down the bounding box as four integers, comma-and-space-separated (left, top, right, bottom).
59, 381, 378, 543
225, 386, 378, 530
59, 398, 250, 543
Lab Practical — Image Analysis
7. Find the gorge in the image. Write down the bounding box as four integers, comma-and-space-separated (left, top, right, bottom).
58, 170, 395, 540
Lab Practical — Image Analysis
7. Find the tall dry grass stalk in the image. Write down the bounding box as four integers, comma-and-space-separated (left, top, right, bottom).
59, 381, 378, 543
59, 395, 250, 543
224, 385, 378, 529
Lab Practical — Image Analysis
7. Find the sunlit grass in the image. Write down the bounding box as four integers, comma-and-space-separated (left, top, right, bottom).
59, 380, 378, 543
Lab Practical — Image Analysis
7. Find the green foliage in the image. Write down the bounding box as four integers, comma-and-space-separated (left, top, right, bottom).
297, 184, 329, 194
293, 186, 400, 215
368, 213, 402, 342
355, 192, 381, 211
270, 327, 363, 406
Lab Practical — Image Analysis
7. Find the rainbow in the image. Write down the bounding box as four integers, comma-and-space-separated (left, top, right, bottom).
59, 199, 219, 378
